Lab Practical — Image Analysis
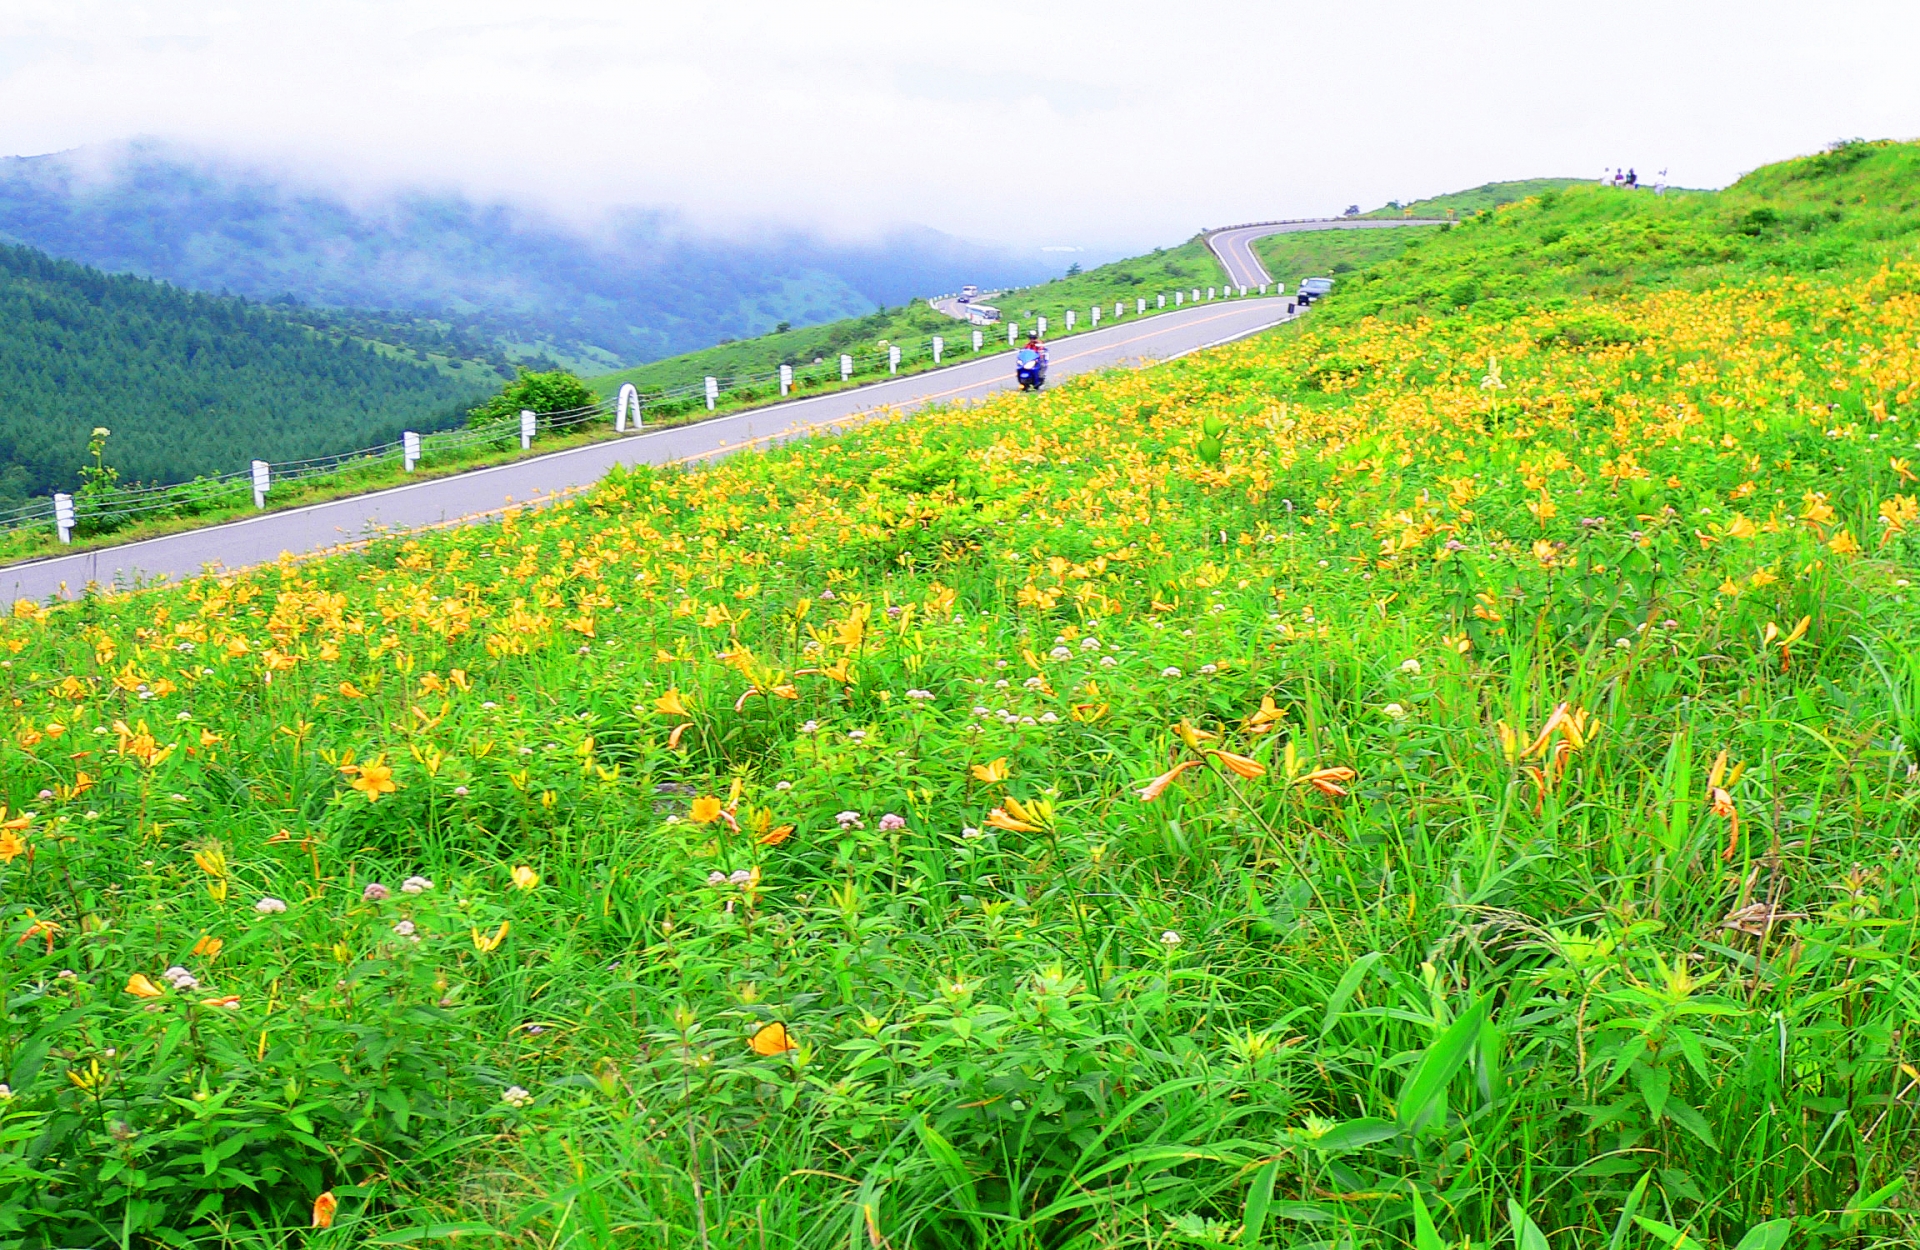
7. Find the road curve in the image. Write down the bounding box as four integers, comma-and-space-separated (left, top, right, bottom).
1207, 218, 1452, 289
5, 297, 1297, 602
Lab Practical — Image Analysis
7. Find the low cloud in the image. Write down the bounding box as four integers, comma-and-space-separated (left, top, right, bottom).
2, 0, 1917, 251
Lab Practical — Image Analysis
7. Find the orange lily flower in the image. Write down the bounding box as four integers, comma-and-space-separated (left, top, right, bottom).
1138, 759, 1202, 801
1209, 749, 1266, 779
1295, 766, 1357, 797
125, 973, 164, 998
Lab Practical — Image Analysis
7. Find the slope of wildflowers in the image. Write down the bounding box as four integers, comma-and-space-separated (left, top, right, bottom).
5, 150, 1920, 1248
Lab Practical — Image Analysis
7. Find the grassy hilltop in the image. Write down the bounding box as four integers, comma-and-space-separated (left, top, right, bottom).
6, 141, 1920, 1246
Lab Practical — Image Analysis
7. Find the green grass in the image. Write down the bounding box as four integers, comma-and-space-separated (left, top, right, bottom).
1359, 177, 1592, 219
8, 141, 1920, 1248
1250, 225, 1443, 289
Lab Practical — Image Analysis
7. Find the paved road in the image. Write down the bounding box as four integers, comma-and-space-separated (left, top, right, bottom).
929, 293, 1000, 322
5, 297, 1297, 601
1206, 218, 1452, 289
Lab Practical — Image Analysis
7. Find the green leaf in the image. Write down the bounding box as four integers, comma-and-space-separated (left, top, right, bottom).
1409, 1188, 1444, 1250
1397, 995, 1488, 1134
1607, 1174, 1651, 1250
1842, 1176, 1906, 1229
1634, 1215, 1708, 1250
1243, 1159, 1279, 1247
367, 1224, 501, 1245
1320, 952, 1384, 1037
1637, 1063, 1671, 1122
917, 1120, 982, 1221
1316, 1117, 1399, 1153
1507, 1199, 1550, 1250
1662, 1097, 1718, 1149
1730, 1219, 1792, 1250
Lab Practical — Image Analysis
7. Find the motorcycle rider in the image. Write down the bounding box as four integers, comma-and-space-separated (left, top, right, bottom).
1025, 334, 1048, 363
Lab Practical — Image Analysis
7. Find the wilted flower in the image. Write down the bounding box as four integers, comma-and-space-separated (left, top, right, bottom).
510, 865, 541, 891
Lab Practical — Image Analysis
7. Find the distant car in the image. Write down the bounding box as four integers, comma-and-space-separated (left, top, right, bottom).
958, 285, 979, 304
1296, 277, 1336, 304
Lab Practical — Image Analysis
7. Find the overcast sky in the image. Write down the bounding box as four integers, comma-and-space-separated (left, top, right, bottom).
3, 1, 1918, 253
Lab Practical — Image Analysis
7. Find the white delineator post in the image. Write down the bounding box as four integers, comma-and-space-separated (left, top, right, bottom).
1174, 291, 1183, 306
1037, 316, 1047, 336
1208, 287, 1216, 300
520, 409, 536, 449
403, 430, 420, 472
780, 364, 792, 396
840, 354, 853, 381
932, 336, 943, 364
703, 378, 718, 411
1259, 283, 1268, 295
888, 345, 900, 374
1115, 301, 1124, 318
972, 329, 983, 352
1191, 288, 1200, 302
1137, 298, 1147, 314
1065, 311, 1075, 331
1008, 323, 1018, 345
1090, 306, 1099, 326
616, 382, 641, 432
251, 459, 270, 509
53, 493, 74, 544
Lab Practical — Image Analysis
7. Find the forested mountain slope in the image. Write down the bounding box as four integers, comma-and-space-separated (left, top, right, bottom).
0, 144, 1060, 371
0, 242, 484, 503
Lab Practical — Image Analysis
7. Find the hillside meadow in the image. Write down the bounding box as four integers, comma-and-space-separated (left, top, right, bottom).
4, 145, 1920, 1248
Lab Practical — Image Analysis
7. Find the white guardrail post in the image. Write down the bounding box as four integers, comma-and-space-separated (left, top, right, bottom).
53, 493, 73, 544
973, 329, 983, 352
1065, 311, 1075, 331
617, 382, 641, 432
888, 345, 900, 374
1090, 306, 1099, 326
520, 409, 536, 449
780, 365, 792, 396
703, 378, 718, 411
403, 431, 420, 472
1192, 289, 1200, 302
1037, 316, 1047, 336
251, 460, 270, 509
840, 354, 853, 381
1009, 323, 1017, 345
932, 336, 943, 365
1138, 298, 1147, 314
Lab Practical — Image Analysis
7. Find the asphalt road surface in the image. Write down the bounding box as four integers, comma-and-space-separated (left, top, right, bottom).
1207, 218, 1452, 289
6, 297, 1297, 601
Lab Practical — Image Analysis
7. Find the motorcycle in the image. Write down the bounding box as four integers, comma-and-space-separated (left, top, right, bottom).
1015, 347, 1047, 391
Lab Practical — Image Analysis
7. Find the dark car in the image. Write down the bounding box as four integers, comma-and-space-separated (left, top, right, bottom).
1296, 277, 1336, 305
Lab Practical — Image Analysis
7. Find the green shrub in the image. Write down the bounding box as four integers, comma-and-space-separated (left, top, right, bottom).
466, 369, 597, 431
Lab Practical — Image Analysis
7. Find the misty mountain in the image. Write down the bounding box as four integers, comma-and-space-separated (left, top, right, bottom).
0, 143, 1060, 371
